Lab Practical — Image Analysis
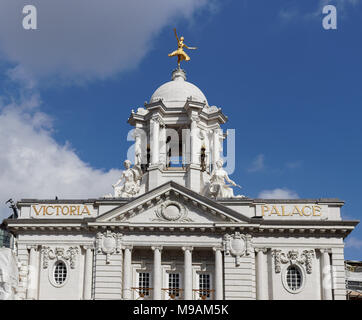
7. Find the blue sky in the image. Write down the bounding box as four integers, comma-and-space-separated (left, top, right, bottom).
0, 0, 361, 259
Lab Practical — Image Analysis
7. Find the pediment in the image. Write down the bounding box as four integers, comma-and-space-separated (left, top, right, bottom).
95, 182, 249, 224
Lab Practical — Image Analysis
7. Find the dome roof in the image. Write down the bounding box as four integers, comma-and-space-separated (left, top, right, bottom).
150, 69, 208, 108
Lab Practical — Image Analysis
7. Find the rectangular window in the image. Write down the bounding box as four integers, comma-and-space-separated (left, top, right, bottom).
138, 272, 150, 296
168, 273, 180, 297
199, 274, 211, 298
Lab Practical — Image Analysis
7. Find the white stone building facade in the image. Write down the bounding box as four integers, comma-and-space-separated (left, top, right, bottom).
3, 68, 358, 300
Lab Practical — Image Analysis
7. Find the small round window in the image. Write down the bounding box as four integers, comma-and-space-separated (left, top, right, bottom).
286, 266, 302, 291
53, 261, 67, 285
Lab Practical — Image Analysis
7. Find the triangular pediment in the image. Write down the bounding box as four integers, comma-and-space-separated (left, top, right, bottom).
95, 181, 250, 224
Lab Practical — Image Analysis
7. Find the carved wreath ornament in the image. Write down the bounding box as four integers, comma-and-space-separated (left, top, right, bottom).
153, 201, 193, 222
41, 246, 79, 269
223, 232, 252, 266
96, 231, 122, 264
271, 249, 315, 274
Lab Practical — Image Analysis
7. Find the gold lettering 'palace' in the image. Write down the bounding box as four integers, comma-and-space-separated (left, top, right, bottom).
261, 205, 322, 217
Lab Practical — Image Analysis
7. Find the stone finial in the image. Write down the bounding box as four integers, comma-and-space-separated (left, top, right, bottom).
171, 68, 187, 81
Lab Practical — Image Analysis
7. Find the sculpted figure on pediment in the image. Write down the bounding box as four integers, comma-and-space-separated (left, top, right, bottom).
205, 159, 244, 198
112, 160, 143, 198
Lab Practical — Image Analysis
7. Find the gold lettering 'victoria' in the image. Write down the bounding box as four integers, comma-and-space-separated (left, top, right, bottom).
32, 205, 92, 217
261, 205, 322, 217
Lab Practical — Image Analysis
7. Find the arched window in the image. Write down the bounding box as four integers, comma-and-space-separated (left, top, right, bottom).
53, 261, 67, 285
286, 265, 302, 291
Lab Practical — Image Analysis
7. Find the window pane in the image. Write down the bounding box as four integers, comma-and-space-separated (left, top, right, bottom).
286, 266, 302, 291
199, 274, 211, 298
138, 272, 150, 296
54, 261, 67, 285
169, 273, 180, 297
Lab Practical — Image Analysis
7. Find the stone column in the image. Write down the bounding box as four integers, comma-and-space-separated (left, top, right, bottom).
159, 124, 167, 167
134, 130, 141, 166
27, 245, 38, 300
190, 116, 199, 165
255, 248, 268, 300
83, 246, 93, 300
320, 248, 332, 300
152, 246, 162, 300
123, 246, 133, 300
182, 246, 193, 300
212, 128, 220, 168
213, 247, 223, 300
151, 116, 160, 165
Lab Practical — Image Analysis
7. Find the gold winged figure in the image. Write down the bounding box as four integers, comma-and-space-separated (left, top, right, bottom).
168, 28, 197, 68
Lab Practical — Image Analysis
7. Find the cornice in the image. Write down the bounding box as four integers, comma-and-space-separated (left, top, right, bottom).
4, 219, 356, 238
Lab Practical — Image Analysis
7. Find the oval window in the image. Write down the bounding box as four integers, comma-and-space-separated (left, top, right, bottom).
53, 261, 67, 285
286, 265, 302, 291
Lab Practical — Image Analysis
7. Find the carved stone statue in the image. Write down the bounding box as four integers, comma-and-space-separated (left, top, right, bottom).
112, 160, 143, 198
207, 159, 242, 198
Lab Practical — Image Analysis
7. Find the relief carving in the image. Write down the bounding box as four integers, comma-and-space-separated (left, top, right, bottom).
223, 232, 252, 266
96, 231, 122, 264
271, 249, 315, 274
153, 200, 193, 222
41, 246, 79, 269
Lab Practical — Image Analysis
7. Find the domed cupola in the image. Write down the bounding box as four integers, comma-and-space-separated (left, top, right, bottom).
128, 68, 228, 194
150, 69, 208, 108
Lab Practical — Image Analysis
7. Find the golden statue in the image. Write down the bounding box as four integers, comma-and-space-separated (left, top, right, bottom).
168, 28, 197, 68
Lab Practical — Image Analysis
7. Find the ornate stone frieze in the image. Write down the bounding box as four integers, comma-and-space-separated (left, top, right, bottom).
223, 232, 252, 266
271, 249, 315, 274
41, 246, 79, 269
153, 200, 193, 222
96, 231, 122, 264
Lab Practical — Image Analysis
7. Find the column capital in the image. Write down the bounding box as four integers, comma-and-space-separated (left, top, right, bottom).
212, 246, 223, 252
319, 248, 332, 254
123, 245, 133, 251
182, 246, 193, 252
27, 244, 38, 251
151, 245, 163, 251
191, 115, 200, 123
255, 247, 268, 254
81, 244, 94, 251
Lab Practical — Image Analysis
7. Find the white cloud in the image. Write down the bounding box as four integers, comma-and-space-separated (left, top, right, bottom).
0, 0, 212, 82
0, 99, 122, 221
0, 0, 217, 220
345, 237, 362, 249
258, 188, 299, 199
247, 154, 265, 173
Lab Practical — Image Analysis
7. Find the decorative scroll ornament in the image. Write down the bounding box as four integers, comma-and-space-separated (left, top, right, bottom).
153, 201, 193, 222
223, 232, 252, 266
271, 249, 315, 274
41, 246, 79, 269
96, 231, 122, 264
